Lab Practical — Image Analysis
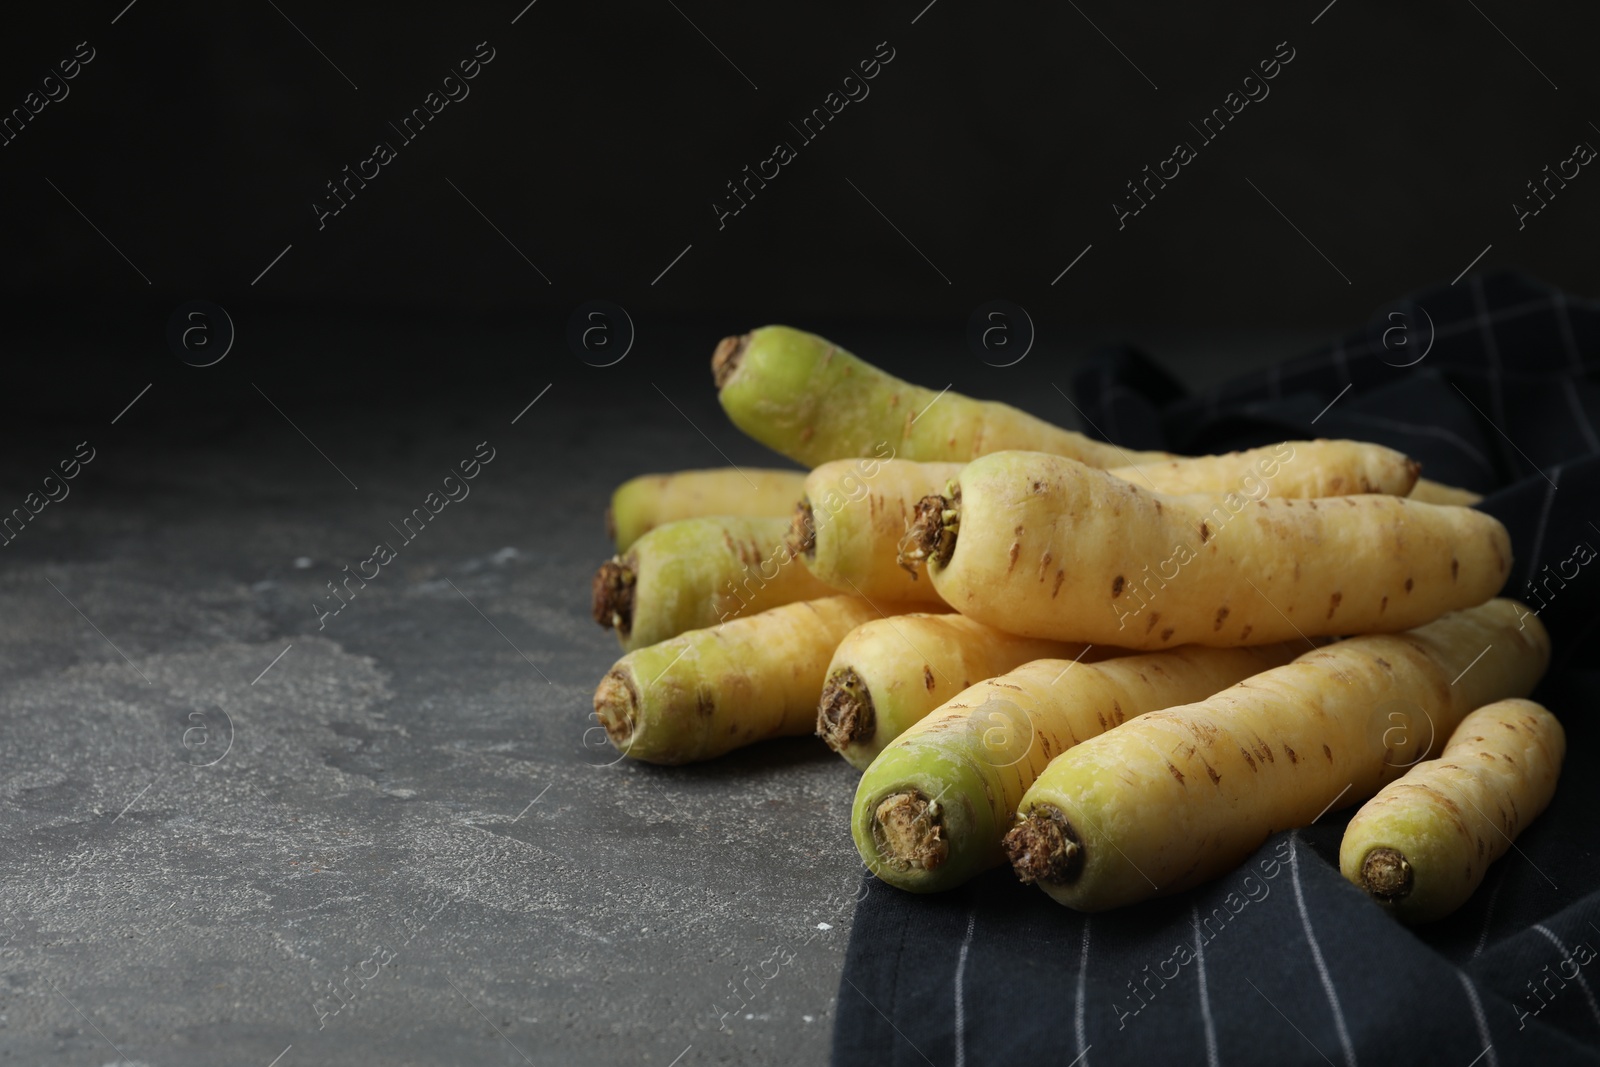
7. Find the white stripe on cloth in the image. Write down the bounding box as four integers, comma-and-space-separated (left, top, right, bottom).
1075, 915, 1092, 1067
1192, 904, 1221, 1067
1290, 835, 1359, 1067
1532, 924, 1600, 1029
1456, 971, 1498, 1067
954, 906, 976, 1067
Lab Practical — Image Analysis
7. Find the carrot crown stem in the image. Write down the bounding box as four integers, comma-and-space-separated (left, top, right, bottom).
1360, 847, 1414, 902
591, 558, 636, 636
898, 489, 960, 575
593, 668, 639, 747
1003, 805, 1083, 886
872, 791, 950, 873
817, 667, 874, 752
711, 333, 748, 390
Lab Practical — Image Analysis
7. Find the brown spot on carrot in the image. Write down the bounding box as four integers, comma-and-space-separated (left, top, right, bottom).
1451, 557, 1459, 582
1160, 628, 1175, 642
1007, 542, 1020, 573
1327, 591, 1342, 619
1146, 612, 1160, 634
800, 426, 815, 444
1214, 606, 1230, 631
1375, 657, 1391, 670
1166, 762, 1186, 785
1038, 551, 1053, 581
1323, 744, 1333, 762
923, 665, 935, 691
1331, 476, 1344, 492
1111, 699, 1123, 723
1380, 595, 1388, 614
1239, 625, 1252, 641
1283, 744, 1297, 763
696, 689, 715, 717
1308, 500, 1318, 510
1155, 500, 1163, 514
1096, 709, 1109, 732
1052, 570, 1066, 598
1240, 747, 1257, 771
1203, 760, 1221, 785
1405, 577, 1414, 593
1199, 522, 1210, 542
1112, 575, 1125, 597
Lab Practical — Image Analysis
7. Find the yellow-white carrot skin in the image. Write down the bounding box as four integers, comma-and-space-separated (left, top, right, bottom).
594, 596, 921, 765
1005, 600, 1549, 911
851, 643, 1302, 892
817, 613, 1099, 770
1108, 439, 1419, 498
608, 468, 806, 551
712, 325, 1174, 469
592, 516, 833, 652
1408, 479, 1483, 506
911, 450, 1512, 649
1340, 698, 1564, 923
797, 458, 960, 605
798, 442, 1416, 609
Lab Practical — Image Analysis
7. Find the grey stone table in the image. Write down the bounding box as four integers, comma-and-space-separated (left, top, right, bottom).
0, 317, 1317, 1066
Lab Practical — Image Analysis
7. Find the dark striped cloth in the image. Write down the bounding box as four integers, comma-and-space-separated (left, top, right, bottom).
832, 271, 1600, 1067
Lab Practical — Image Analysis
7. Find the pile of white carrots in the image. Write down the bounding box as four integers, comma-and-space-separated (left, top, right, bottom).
587, 325, 1563, 924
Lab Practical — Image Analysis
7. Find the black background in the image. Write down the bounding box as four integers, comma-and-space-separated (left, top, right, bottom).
2, 0, 1597, 420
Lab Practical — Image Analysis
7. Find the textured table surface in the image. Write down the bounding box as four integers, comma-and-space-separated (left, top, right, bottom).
0, 319, 1317, 1066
